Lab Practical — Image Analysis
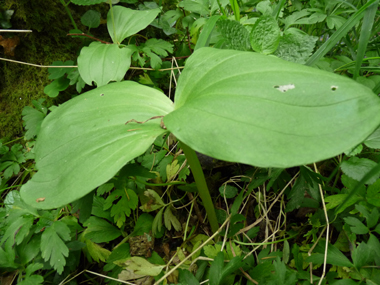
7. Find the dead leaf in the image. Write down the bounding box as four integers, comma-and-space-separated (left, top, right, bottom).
0, 35, 20, 56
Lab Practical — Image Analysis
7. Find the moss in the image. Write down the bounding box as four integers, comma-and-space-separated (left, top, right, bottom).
0, 0, 86, 138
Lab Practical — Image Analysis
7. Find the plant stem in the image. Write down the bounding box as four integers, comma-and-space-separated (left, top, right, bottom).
179, 142, 219, 234
59, 0, 78, 30
108, 0, 118, 44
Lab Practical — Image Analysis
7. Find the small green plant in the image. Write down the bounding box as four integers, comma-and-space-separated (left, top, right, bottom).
2, 0, 380, 283
19, 32, 380, 237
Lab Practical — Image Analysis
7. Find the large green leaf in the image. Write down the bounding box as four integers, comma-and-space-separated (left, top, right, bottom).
164, 48, 380, 168
20, 81, 173, 209
107, 6, 160, 44
78, 42, 133, 87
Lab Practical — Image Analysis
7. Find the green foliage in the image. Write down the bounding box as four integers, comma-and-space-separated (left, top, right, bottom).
81, 10, 101, 28
21, 99, 48, 140
107, 6, 160, 44
78, 42, 133, 87
250, 15, 280, 54
40, 221, 71, 274
0, 9, 13, 28
3, 0, 380, 284
217, 19, 250, 51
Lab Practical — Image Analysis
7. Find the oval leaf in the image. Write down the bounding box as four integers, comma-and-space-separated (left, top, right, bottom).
20, 81, 173, 209
164, 48, 380, 168
107, 6, 160, 44
78, 42, 133, 87
81, 10, 101, 28
250, 15, 280, 54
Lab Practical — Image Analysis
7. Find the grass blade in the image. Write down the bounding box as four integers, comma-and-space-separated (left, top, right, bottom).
194, 15, 221, 51
353, 0, 379, 80
306, 0, 378, 66
272, 0, 286, 20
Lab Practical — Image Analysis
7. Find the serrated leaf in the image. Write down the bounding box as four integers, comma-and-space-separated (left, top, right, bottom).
140, 189, 165, 212
250, 15, 280, 54
0, 216, 34, 246
305, 244, 353, 267
108, 6, 160, 44
209, 252, 243, 285
132, 213, 154, 236
352, 242, 372, 268
22, 104, 46, 140
144, 38, 173, 57
18, 235, 41, 265
20, 81, 173, 209
209, 252, 224, 285
81, 10, 101, 28
178, 0, 209, 16
44, 77, 70, 97
367, 178, 380, 207
152, 207, 164, 236
341, 157, 380, 185
344, 144, 363, 157
274, 31, 318, 64
104, 188, 138, 227
325, 194, 361, 213
123, 256, 165, 276
18, 275, 44, 285
343, 217, 369, 235
282, 9, 310, 30
3, 162, 20, 178
78, 42, 133, 87
164, 48, 380, 168
367, 234, 380, 260
24, 263, 43, 278
285, 174, 307, 212
204, 243, 241, 260
164, 206, 182, 231
256, 0, 272, 15
40, 221, 71, 274
364, 126, 380, 149
85, 238, 111, 262
178, 269, 200, 285
217, 19, 250, 51
83, 216, 121, 242
143, 49, 162, 70
166, 159, 180, 181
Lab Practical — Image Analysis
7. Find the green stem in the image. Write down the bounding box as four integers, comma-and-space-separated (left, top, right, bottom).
180, 142, 219, 234
108, 0, 118, 44
2, 137, 23, 145
134, 177, 186, 187
59, 0, 78, 30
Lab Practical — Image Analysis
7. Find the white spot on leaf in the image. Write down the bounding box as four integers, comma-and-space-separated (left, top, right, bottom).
274, 84, 295, 93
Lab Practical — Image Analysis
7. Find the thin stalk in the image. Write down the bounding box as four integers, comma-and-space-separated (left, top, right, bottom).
108, 0, 118, 44
180, 142, 219, 234
59, 0, 78, 30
